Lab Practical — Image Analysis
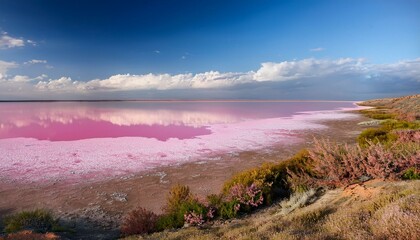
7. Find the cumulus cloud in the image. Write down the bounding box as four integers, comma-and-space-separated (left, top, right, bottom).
0, 32, 25, 49
34, 71, 254, 92
0, 57, 419, 100
253, 58, 366, 81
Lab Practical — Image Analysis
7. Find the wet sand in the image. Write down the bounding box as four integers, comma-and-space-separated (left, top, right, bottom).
0, 112, 370, 236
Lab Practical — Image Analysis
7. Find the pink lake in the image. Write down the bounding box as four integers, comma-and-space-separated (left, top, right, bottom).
0, 101, 364, 184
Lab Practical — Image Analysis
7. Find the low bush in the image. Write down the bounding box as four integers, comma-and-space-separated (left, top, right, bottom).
308, 139, 419, 187
162, 184, 193, 214
217, 200, 240, 219
3, 209, 59, 234
120, 207, 158, 236
222, 149, 312, 204
228, 183, 264, 213
359, 109, 395, 120
381, 119, 420, 131
401, 167, 420, 180
357, 128, 397, 147
156, 184, 212, 229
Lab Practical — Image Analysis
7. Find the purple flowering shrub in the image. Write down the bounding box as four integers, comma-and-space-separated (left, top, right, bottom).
229, 183, 264, 212
184, 211, 204, 226
308, 138, 419, 188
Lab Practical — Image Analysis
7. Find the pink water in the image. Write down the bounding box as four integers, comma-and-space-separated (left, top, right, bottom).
0, 101, 364, 184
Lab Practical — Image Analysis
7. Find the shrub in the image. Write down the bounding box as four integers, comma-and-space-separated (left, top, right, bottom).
228, 183, 264, 212
308, 139, 419, 187
394, 129, 420, 142
184, 211, 204, 226
218, 200, 240, 219
359, 109, 395, 120
163, 184, 193, 214
223, 149, 311, 204
357, 128, 397, 147
401, 167, 420, 180
120, 207, 158, 236
3, 209, 59, 234
157, 184, 213, 229
381, 119, 420, 131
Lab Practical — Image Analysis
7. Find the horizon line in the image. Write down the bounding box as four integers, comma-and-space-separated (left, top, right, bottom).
0, 99, 362, 103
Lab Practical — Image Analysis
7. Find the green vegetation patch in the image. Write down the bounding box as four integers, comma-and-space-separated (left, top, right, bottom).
359, 109, 395, 120
3, 209, 61, 234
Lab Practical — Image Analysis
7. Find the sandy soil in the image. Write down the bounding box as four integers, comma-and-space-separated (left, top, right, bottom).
0, 112, 370, 239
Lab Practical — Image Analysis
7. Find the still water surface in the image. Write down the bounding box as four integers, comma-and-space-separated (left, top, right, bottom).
0, 101, 356, 141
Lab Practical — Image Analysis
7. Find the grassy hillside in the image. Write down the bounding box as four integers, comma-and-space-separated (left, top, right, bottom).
126, 180, 420, 240
360, 94, 420, 120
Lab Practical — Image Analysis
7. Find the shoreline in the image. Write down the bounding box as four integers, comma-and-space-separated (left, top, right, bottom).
0, 111, 370, 232
0, 104, 365, 185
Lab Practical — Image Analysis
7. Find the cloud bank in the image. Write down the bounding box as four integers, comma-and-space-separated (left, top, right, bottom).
0, 58, 419, 100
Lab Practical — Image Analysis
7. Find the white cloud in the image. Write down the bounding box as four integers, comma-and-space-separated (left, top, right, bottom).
310, 47, 325, 52
36, 77, 74, 90
0, 57, 419, 99
0, 60, 18, 76
253, 58, 366, 81
0, 32, 25, 49
27, 39, 37, 46
35, 71, 253, 92
9, 75, 31, 83
24, 59, 48, 65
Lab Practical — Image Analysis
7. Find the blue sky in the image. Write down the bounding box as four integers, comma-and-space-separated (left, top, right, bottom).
0, 0, 419, 100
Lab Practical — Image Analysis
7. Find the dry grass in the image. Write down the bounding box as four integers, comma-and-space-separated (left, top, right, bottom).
123, 180, 419, 240
0, 230, 59, 240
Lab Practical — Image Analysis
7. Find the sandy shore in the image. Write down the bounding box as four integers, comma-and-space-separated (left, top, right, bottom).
0, 111, 370, 237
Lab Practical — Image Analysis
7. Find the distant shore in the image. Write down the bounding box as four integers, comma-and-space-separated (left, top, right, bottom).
0, 99, 361, 103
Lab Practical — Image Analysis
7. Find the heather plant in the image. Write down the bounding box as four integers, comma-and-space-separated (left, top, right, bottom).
393, 129, 420, 142
228, 183, 264, 212
3, 209, 60, 234
120, 207, 158, 236
157, 184, 212, 229
183, 211, 204, 226
308, 138, 419, 187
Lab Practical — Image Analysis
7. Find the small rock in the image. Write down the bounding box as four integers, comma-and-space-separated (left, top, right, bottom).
110, 192, 128, 202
